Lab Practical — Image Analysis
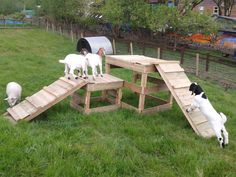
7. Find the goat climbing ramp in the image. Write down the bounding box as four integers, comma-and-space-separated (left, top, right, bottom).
4, 77, 87, 122
155, 63, 215, 138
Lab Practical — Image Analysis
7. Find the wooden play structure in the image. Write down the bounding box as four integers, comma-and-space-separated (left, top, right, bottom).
3, 55, 215, 138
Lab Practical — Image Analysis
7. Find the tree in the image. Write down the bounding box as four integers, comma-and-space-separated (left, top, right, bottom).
176, 0, 204, 15
41, 0, 88, 23
101, 0, 151, 37
212, 0, 235, 16
223, 0, 235, 16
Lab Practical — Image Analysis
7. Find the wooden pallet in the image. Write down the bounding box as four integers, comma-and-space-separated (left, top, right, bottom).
4, 77, 87, 122
155, 63, 215, 138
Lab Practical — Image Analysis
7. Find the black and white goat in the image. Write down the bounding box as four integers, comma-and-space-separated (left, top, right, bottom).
186, 83, 229, 148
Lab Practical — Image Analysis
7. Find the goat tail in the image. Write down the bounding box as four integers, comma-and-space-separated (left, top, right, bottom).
59, 59, 65, 64
220, 112, 227, 124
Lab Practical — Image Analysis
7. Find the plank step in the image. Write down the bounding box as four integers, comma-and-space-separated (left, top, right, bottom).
43, 84, 67, 97
59, 77, 78, 87
159, 64, 184, 73
7, 108, 21, 121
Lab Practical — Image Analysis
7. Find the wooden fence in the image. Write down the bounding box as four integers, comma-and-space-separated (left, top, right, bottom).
34, 19, 236, 90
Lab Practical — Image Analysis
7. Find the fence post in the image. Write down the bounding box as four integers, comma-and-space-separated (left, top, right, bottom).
196, 53, 199, 76
70, 23, 74, 42
157, 47, 161, 59
59, 26, 62, 35
112, 38, 116, 54
130, 42, 133, 55
46, 20, 49, 31
142, 45, 146, 55
80, 32, 84, 38
206, 53, 210, 72
52, 23, 55, 32
180, 47, 185, 64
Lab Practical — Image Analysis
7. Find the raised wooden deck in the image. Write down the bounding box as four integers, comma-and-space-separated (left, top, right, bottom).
70, 74, 124, 114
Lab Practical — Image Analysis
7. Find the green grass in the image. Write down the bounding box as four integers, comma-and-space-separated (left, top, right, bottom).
0, 29, 236, 177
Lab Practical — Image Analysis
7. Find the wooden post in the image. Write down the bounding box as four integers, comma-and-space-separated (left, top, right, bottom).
168, 91, 173, 105
196, 53, 199, 76
157, 48, 161, 59
132, 71, 139, 83
112, 38, 116, 54
138, 73, 148, 112
142, 44, 146, 55
180, 47, 185, 64
80, 32, 84, 38
84, 91, 91, 113
116, 88, 122, 105
105, 63, 111, 74
206, 53, 210, 72
130, 42, 133, 55
70, 23, 74, 42
59, 26, 62, 35
46, 21, 49, 31
52, 23, 55, 32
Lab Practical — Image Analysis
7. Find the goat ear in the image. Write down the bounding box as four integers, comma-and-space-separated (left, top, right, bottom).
4, 97, 8, 101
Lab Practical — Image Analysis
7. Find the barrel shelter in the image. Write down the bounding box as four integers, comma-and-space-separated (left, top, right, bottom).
77, 36, 113, 54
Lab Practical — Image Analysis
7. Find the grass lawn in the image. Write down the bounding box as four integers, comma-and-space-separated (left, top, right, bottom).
0, 29, 236, 177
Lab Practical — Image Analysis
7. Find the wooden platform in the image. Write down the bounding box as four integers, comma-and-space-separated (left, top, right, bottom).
70, 74, 123, 114
155, 63, 215, 138
106, 55, 174, 113
4, 77, 87, 122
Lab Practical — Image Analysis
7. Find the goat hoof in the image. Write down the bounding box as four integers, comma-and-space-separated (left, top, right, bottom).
75, 77, 78, 80
68, 77, 70, 80
101, 75, 103, 77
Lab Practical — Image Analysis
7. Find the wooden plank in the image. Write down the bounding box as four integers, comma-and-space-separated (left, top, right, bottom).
43, 84, 67, 97
164, 72, 189, 81
37, 90, 56, 103
89, 105, 119, 113
121, 102, 139, 112
54, 80, 74, 90
124, 81, 142, 93
142, 103, 172, 114
59, 77, 78, 87
7, 108, 21, 121
168, 78, 191, 88
26, 96, 44, 108
196, 121, 214, 136
10, 103, 30, 119
87, 81, 123, 91
20, 100, 38, 115
145, 95, 168, 104
159, 63, 184, 73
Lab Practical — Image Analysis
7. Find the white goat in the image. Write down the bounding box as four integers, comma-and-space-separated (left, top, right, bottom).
59, 54, 88, 80
81, 48, 105, 80
186, 83, 229, 148
4, 82, 22, 107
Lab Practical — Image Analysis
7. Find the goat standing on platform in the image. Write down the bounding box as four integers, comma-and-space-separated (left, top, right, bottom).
81, 48, 106, 80
59, 54, 88, 80
186, 82, 229, 148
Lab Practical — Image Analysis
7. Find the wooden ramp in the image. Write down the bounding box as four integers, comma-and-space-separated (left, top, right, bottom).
4, 77, 87, 122
155, 63, 215, 138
